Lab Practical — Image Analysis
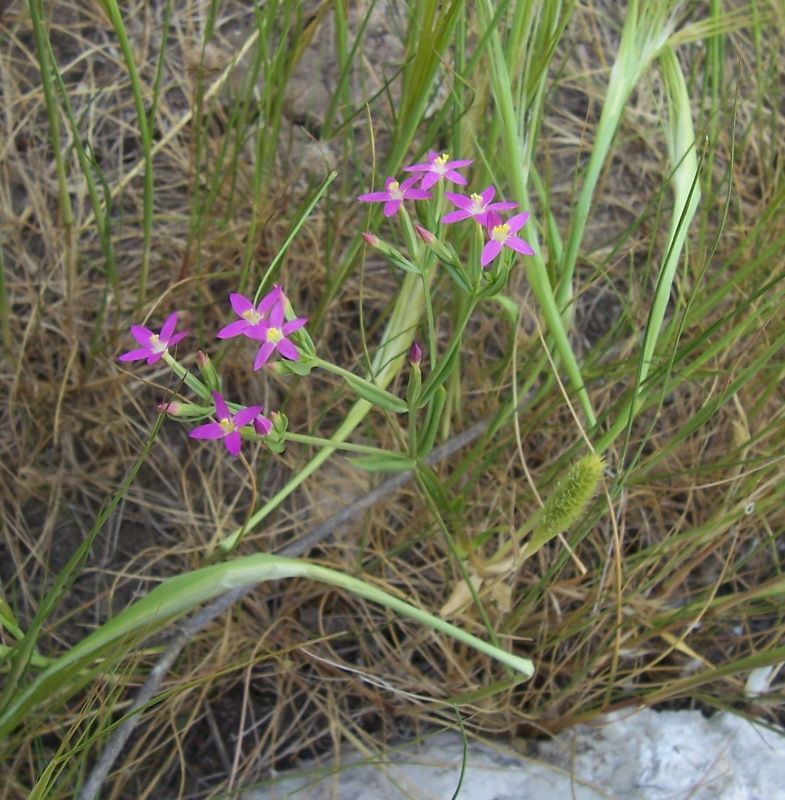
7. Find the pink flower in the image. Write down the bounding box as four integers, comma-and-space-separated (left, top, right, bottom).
249, 301, 308, 370
481, 212, 535, 268
403, 151, 472, 190
118, 312, 187, 364
217, 286, 282, 340
189, 391, 262, 457
358, 176, 431, 217
441, 185, 516, 225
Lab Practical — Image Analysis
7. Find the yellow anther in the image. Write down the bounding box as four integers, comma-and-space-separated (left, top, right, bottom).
219, 418, 236, 434
241, 309, 261, 324
435, 153, 450, 166
266, 327, 284, 344
492, 224, 510, 242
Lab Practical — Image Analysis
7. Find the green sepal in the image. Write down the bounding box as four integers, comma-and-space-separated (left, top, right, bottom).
196, 352, 221, 392
274, 355, 314, 376
406, 363, 422, 406
167, 403, 214, 420
417, 385, 446, 458
347, 453, 416, 473
343, 374, 408, 413
264, 411, 288, 454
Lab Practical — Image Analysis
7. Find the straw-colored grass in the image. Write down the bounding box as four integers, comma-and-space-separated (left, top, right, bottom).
1, 0, 784, 797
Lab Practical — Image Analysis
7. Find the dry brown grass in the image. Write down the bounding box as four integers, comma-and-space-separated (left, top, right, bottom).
1, 1, 784, 797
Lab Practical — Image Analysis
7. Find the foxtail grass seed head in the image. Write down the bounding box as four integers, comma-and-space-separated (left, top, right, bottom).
538, 453, 604, 541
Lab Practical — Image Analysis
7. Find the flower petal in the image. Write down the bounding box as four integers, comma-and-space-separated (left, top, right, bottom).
383, 199, 400, 217
118, 348, 150, 362
443, 170, 467, 185
160, 312, 178, 342
224, 431, 242, 456
419, 173, 439, 190
481, 240, 502, 268
480, 185, 496, 204
253, 341, 276, 370
233, 405, 263, 427
441, 210, 471, 224
130, 325, 154, 347
146, 351, 165, 364
446, 159, 472, 168
402, 163, 430, 173
505, 236, 535, 256
257, 285, 283, 316
402, 189, 432, 200
268, 302, 284, 327
487, 201, 517, 212
212, 391, 231, 420
276, 338, 299, 360
189, 422, 225, 440
229, 292, 254, 317
281, 316, 308, 335
444, 191, 472, 210
505, 211, 530, 233
400, 175, 422, 191
216, 319, 249, 339
168, 330, 187, 347
358, 191, 391, 203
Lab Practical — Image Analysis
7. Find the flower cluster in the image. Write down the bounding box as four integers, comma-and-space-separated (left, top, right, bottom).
118, 286, 307, 457
358, 150, 534, 269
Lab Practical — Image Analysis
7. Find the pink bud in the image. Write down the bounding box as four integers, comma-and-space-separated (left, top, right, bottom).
157, 401, 181, 415
254, 414, 273, 436
409, 341, 423, 366
196, 350, 208, 367
361, 231, 380, 248
414, 225, 435, 245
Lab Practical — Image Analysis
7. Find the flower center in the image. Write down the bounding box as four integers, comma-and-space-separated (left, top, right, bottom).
469, 193, 485, 214
266, 326, 284, 344
433, 153, 450, 173
219, 417, 236, 434
149, 332, 166, 353
241, 308, 262, 324
491, 223, 510, 243
388, 180, 403, 200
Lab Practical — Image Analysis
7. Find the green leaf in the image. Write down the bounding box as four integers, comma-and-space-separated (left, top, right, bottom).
343, 374, 408, 413
347, 453, 416, 473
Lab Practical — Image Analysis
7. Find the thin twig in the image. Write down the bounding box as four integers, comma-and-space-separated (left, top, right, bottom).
77, 420, 489, 800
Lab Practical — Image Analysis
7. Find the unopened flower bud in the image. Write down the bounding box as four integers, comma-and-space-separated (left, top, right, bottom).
409, 341, 423, 366
196, 350, 220, 391
157, 401, 181, 415
254, 413, 273, 436
414, 225, 435, 246
362, 231, 380, 248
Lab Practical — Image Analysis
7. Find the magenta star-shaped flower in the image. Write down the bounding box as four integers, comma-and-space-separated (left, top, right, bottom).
402, 151, 472, 190
358, 176, 431, 217
481, 212, 535, 268
118, 312, 187, 364
189, 391, 262, 457
441, 185, 516, 225
249, 301, 308, 370
216, 286, 282, 340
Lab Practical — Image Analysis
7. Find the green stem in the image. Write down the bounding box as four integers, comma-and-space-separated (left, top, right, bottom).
101, 0, 154, 308
282, 432, 398, 458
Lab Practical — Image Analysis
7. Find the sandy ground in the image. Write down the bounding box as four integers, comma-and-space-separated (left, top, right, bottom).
242, 709, 785, 800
